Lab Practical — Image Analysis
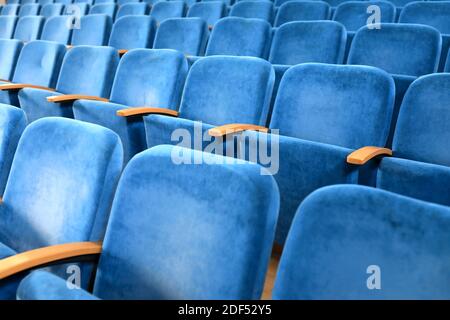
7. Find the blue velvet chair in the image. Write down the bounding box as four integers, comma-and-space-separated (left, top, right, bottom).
18, 3, 41, 16
206, 17, 272, 58
149, 1, 187, 24
0, 40, 66, 107
19, 45, 119, 122
41, 3, 65, 18
0, 117, 122, 300
108, 16, 157, 52
16, 144, 279, 300
187, 1, 226, 27
235, 63, 394, 245
274, 1, 330, 27
273, 184, 450, 299
153, 18, 209, 56
41, 16, 72, 44
73, 49, 188, 162
1, 4, 20, 16
89, 3, 117, 20
64, 2, 89, 16
0, 16, 18, 39
115, 3, 150, 20
229, 0, 274, 23
13, 16, 45, 42
376, 73, 450, 207
70, 14, 112, 46
347, 23, 441, 146
399, 1, 450, 72
0, 40, 23, 82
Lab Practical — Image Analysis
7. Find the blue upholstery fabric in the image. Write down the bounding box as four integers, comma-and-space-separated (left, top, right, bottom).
41, 3, 65, 18
55, 0, 74, 5
274, 1, 330, 27
399, 1, 450, 71
38, 0, 54, 5
18, 4, 41, 17
0, 105, 26, 195
204, 0, 233, 6
21, 0, 38, 4
73, 49, 188, 162
89, 3, 117, 20
0, 16, 17, 39
187, 1, 226, 26
19, 46, 119, 122
0, 117, 123, 299
71, 14, 112, 46
1, 4, 20, 16
117, 0, 140, 5
108, 16, 157, 50
269, 21, 346, 65
13, 16, 45, 42
149, 1, 186, 24
153, 18, 208, 56
229, 0, 274, 23
41, 16, 73, 45
273, 185, 450, 299
116, 3, 150, 20
64, 2, 89, 15
206, 17, 272, 58
0, 39, 23, 81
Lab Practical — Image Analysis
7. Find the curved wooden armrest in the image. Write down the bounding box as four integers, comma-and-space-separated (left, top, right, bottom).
118, 49, 128, 56
347, 146, 392, 165
47, 94, 109, 103
117, 107, 179, 117
208, 124, 268, 137
0, 83, 55, 91
0, 242, 102, 280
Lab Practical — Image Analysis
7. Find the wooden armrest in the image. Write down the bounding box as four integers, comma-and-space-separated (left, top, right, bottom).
208, 124, 268, 137
116, 107, 179, 117
0, 242, 102, 280
0, 83, 55, 91
118, 49, 128, 56
47, 94, 109, 103
347, 146, 392, 165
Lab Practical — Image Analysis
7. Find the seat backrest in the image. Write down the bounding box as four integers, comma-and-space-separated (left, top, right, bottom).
269, 21, 346, 65
71, 14, 112, 46
0, 117, 123, 252
13, 16, 45, 42
389, 0, 419, 8
41, 3, 65, 18
12, 40, 66, 89
179, 56, 274, 126
348, 23, 442, 77
55, 0, 74, 4
110, 49, 188, 109
273, 184, 450, 299
229, 0, 274, 22
38, 0, 54, 5
149, 1, 186, 24
187, 1, 226, 26
108, 15, 157, 50
20, 0, 37, 5
55, 45, 119, 98
270, 63, 395, 149
206, 17, 272, 58
117, 0, 140, 5
93, 144, 278, 299
399, 1, 450, 35
1, 4, 20, 16
333, 1, 396, 32
274, 1, 330, 27
116, 3, 150, 20
19, 3, 41, 17
204, 0, 233, 6
89, 3, 117, 20
153, 17, 208, 56
0, 16, 18, 39
392, 73, 450, 167
41, 16, 73, 45
0, 39, 23, 81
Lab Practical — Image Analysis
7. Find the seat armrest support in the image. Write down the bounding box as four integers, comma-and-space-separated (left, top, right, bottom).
116, 107, 179, 117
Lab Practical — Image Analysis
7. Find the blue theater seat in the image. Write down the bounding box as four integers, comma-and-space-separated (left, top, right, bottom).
229, 0, 274, 23
71, 14, 112, 46
17, 144, 278, 300
274, 1, 330, 27
41, 16, 72, 44
273, 185, 450, 299
73, 49, 187, 162
376, 73, 450, 207
19, 46, 119, 122
89, 3, 117, 20
153, 18, 208, 56
0, 16, 18, 39
0, 117, 122, 299
108, 15, 157, 52
187, 1, 226, 27
40, 3, 65, 18
0, 40, 23, 82
18, 4, 41, 16
206, 17, 272, 58
0, 40, 66, 107
13, 16, 45, 42
149, 1, 187, 24
115, 3, 150, 20
1, 4, 20, 16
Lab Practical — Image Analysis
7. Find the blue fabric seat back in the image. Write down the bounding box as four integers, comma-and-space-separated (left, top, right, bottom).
92, 145, 279, 299
0, 39, 23, 81
229, 0, 274, 22
38, 0, 54, 5
1, 4, 20, 16
203, 0, 233, 6
348, 23, 442, 77
41, 16, 73, 45
187, 1, 226, 26
269, 21, 346, 65
274, 1, 330, 27
116, 3, 150, 20
89, 3, 117, 20
108, 15, 157, 50
270, 63, 395, 149
71, 14, 112, 46
18, 3, 41, 17
118, 0, 140, 5
41, 3, 65, 18
13, 16, 45, 42
0, 16, 18, 39
55, 0, 74, 4
153, 17, 209, 56
206, 17, 272, 58
179, 56, 274, 126
149, 1, 186, 24
20, 0, 37, 5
